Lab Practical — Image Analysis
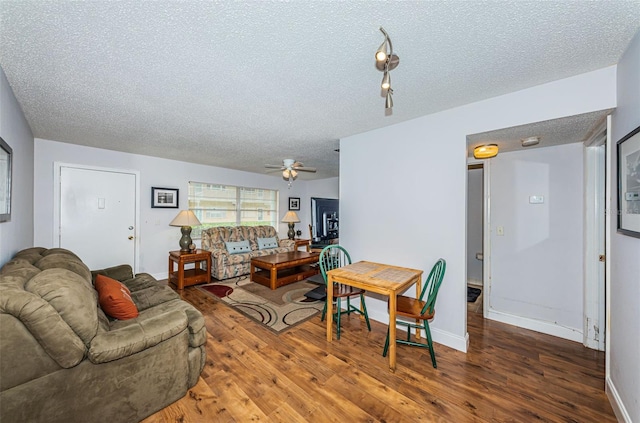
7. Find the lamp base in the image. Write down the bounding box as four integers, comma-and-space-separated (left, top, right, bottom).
287, 223, 295, 240
179, 226, 192, 252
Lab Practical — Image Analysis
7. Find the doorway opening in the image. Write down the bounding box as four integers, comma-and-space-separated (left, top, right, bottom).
467, 163, 484, 316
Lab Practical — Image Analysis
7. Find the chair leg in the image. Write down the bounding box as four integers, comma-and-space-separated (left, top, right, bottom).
423, 320, 437, 368
360, 293, 371, 331
346, 296, 351, 315
336, 298, 342, 340
321, 300, 327, 322
382, 326, 390, 357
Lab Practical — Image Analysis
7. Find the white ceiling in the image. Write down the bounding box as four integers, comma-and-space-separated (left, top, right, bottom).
1, 1, 639, 179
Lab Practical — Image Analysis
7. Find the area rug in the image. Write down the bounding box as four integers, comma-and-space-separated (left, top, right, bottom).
197, 275, 324, 333
467, 286, 482, 303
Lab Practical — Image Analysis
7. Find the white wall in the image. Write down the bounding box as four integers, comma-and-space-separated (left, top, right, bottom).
488, 143, 584, 341
341, 66, 616, 353
0, 66, 34, 265
608, 29, 640, 423
466, 167, 483, 284
33, 139, 338, 278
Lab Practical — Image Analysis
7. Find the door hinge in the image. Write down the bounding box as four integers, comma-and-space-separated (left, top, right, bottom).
599, 255, 605, 262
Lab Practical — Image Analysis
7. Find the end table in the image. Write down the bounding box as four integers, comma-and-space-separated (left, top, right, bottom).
168, 249, 211, 290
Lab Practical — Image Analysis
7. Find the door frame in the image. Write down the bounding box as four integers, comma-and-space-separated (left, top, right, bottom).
466, 160, 491, 319
583, 116, 608, 351
53, 162, 141, 273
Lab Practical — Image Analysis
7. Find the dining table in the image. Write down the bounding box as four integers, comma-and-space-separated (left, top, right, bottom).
326, 260, 423, 372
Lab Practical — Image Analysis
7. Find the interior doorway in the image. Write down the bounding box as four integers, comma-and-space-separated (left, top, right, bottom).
467, 163, 484, 315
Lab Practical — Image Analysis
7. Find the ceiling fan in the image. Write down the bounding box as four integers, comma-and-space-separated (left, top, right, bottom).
265, 159, 316, 187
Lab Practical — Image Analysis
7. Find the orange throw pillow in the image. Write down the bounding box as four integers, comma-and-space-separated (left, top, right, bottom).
94, 274, 139, 320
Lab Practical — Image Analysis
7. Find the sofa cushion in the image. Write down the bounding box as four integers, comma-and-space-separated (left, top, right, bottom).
25, 268, 99, 346
95, 274, 139, 320
257, 237, 278, 250
226, 240, 251, 254
1, 275, 87, 368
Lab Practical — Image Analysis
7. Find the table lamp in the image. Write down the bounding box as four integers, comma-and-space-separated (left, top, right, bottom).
169, 210, 201, 252
281, 211, 300, 240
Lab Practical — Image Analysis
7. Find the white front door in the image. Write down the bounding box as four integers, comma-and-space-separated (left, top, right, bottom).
57, 164, 138, 270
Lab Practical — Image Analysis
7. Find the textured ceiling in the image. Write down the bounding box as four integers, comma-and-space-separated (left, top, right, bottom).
467, 109, 613, 157
1, 1, 639, 179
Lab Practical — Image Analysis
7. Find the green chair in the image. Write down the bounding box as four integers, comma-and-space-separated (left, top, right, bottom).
319, 245, 371, 340
383, 258, 446, 368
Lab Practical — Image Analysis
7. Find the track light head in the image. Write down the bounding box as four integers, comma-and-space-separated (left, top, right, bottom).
381, 71, 391, 90
385, 90, 393, 109
375, 39, 389, 63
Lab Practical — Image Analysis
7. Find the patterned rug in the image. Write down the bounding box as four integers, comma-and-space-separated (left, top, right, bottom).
197, 275, 325, 333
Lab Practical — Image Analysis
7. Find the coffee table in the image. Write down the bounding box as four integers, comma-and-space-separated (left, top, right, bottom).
250, 251, 320, 290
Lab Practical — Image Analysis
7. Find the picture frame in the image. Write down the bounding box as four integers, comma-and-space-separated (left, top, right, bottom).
617, 125, 640, 238
152, 187, 179, 208
288, 197, 300, 211
0, 137, 12, 223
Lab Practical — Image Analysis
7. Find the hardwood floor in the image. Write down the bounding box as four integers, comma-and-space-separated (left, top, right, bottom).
143, 286, 615, 422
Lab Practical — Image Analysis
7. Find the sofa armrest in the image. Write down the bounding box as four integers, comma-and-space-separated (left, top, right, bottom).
88, 310, 187, 364
91, 264, 134, 283
278, 239, 295, 249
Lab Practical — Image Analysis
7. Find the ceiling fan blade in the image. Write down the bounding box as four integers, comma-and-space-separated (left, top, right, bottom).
264, 164, 285, 169
293, 167, 316, 172
265, 169, 283, 174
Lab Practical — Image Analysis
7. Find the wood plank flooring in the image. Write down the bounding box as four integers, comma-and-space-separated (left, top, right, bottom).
143, 285, 615, 422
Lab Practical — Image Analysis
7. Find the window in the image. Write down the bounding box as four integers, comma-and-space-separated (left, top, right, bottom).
188, 182, 279, 238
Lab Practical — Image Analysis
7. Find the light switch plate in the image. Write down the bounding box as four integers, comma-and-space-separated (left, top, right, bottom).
529, 195, 544, 204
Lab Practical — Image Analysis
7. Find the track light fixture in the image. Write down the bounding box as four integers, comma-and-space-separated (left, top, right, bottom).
375, 26, 399, 110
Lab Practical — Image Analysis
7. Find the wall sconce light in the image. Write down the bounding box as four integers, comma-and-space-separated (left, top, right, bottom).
473, 144, 499, 159
375, 27, 399, 110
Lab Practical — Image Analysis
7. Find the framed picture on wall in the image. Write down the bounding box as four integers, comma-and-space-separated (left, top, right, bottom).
0, 137, 12, 223
152, 187, 179, 208
288, 197, 300, 211
617, 125, 640, 238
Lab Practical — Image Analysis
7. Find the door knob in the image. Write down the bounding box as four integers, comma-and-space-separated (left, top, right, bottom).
128, 236, 134, 240
128, 226, 134, 230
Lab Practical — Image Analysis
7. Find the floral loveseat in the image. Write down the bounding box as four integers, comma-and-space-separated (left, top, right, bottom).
201, 225, 295, 280
0, 247, 206, 423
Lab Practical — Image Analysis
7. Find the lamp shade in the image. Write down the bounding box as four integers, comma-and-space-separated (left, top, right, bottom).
473, 144, 499, 159
169, 210, 201, 227
281, 211, 300, 223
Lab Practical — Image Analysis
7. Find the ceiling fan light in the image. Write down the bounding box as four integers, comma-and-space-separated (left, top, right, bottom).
290, 170, 298, 179
282, 169, 290, 179
381, 71, 391, 90
473, 144, 499, 159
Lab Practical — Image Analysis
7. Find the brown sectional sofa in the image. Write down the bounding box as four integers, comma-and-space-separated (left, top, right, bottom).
0, 247, 206, 423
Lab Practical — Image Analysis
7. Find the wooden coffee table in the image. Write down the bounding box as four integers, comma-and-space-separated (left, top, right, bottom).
250, 251, 320, 290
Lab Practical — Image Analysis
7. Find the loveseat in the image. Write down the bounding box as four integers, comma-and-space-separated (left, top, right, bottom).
201, 225, 295, 280
0, 247, 207, 423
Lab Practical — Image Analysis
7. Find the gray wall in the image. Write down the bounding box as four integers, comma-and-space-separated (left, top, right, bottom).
609, 29, 640, 422
0, 65, 34, 265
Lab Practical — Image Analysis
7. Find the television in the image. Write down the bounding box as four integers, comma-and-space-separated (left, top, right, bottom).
310, 197, 339, 242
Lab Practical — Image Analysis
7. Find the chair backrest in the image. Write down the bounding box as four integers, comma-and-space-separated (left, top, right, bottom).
419, 259, 446, 316
319, 245, 352, 284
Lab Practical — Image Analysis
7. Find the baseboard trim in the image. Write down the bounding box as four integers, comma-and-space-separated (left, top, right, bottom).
606, 376, 631, 423
486, 309, 583, 343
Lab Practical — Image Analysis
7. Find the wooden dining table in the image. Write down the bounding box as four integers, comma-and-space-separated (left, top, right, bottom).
326, 260, 423, 372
